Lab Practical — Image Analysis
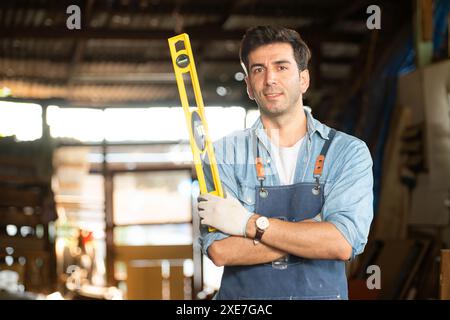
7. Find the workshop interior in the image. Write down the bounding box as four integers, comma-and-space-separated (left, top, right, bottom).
1, 0, 450, 300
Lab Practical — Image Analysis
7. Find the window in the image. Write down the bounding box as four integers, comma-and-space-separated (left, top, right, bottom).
46, 105, 247, 143
104, 107, 187, 142
0, 101, 42, 141
113, 170, 192, 225
204, 106, 246, 141
47, 106, 104, 142
114, 224, 192, 246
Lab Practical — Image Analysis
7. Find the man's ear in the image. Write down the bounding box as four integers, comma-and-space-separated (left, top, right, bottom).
244, 76, 255, 100
300, 69, 310, 94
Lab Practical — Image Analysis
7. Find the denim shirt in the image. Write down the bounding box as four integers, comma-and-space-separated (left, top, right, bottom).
200, 106, 374, 260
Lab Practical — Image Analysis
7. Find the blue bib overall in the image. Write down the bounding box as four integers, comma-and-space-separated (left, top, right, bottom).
216, 129, 348, 300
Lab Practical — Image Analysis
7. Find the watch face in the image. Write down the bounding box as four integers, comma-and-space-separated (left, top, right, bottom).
256, 217, 270, 230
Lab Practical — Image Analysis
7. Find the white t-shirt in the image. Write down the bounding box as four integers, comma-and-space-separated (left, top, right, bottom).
270, 136, 305, 185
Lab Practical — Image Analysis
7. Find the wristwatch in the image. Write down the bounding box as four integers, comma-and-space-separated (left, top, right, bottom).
253, 216, 270, 245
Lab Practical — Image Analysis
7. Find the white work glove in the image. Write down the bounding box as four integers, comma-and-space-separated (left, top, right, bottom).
197, 193, 254, 237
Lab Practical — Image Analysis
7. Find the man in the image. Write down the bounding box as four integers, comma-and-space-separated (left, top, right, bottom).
197, 26, 373, 300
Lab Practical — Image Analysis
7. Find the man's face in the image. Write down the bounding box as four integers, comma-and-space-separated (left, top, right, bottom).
244, 42, 309, 117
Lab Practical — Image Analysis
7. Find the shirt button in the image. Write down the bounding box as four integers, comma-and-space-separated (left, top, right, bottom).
247, 198, 252, 203
266, 159, 271, 164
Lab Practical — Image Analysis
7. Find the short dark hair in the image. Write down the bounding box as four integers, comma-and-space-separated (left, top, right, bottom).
239, 26, 311, 74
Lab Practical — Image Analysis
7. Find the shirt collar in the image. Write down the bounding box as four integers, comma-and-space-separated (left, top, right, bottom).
304, 106, 330, 140
251, 106, 331, 146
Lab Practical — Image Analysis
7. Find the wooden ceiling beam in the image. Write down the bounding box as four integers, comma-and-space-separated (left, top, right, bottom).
1, 2, 340, 19
1, 26, 365, 43
67, 0, 95, 85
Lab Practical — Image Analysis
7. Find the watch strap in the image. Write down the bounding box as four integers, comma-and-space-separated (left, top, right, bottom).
253, 226, 265, 245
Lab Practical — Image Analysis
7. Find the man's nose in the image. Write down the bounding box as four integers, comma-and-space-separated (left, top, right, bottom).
264, 68, 277, 86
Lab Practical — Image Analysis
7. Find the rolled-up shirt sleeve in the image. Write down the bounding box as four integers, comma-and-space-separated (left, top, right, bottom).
322, 140, 374, 259
199, 138, 238, 258
200, 227, 229, 257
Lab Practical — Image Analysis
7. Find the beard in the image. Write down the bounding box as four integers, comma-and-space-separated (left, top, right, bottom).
247, 81, 303, 117
258, 102, 289, 117
256, 92, 300, 117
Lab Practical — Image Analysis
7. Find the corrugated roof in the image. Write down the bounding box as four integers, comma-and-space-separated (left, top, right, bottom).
0, 0, 412, 110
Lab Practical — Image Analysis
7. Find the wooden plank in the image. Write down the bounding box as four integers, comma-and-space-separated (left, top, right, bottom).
0, 175, 47, 186
0, 209, 41, 226
0, 26, 365, 43
373, 106, 412, 239
373, 239, 430, 299
0, 156, 36, 168
348, 279, 380, 300
421, 0, 433, 41
398, 239, 430, 298
414, 0, 433, 66
115, 245, 193, 262
421, 60, 450, 191
440, 249, 450, 300
104, 168, 115, 287
126, 262, 162, 300
0, 250, 50, 260
0, 235, 48, 251
24, 253, 53, 293
375, 240, 414, 299
170, 265, 187, 300
0, 187, 41, 206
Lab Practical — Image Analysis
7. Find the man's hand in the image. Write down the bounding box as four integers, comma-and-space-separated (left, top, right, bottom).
197, 194, 254, 236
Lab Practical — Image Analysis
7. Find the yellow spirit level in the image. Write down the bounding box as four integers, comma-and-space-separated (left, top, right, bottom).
168, 33, 224, 231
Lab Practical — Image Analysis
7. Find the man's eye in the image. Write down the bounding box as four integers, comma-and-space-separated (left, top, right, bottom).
278, 65, 288, 71
253, 68, 263, 73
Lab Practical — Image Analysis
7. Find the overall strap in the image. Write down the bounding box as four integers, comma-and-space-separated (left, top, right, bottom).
252, 130, 265, 181
312, 129, 337, 195
313, 129, 337, 177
